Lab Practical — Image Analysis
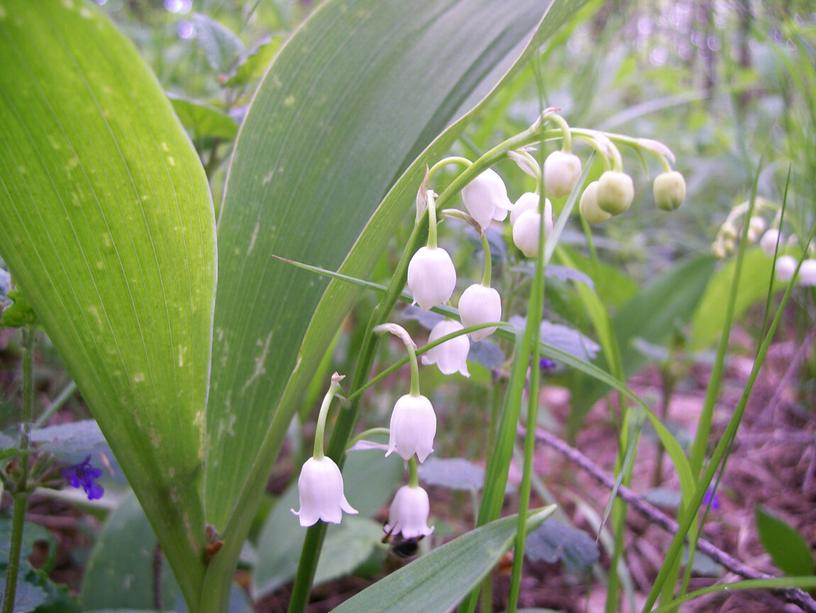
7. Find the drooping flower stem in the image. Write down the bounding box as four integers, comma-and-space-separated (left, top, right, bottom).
407, 457, 419, 488
2, 327, 35, 613
312, 373, 345, 460
546, 113, 572, 152
480, 233, 492, 287
373, 323, 420, 397
427, 190, 439, 249
427, 156, 472, 181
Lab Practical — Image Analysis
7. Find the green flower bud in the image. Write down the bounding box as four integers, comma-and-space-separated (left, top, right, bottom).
652, 171, 685, 211
597, 171, 634, 215
579, 181, 611, 224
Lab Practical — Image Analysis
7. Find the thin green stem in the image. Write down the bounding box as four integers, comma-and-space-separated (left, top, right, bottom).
641, 252, 804, 612
546, 113, 572, 152
408, 458, 419, 487
347, 321, 506, 402
480, 232, 492, 287
311, 374, 344, 459
427, 191, 439, 249
3, 328, 35, 613
407, 345, 420, 397
427, 156, 472, 181
34, 380, 77, 428
346, 427, 389, 451
507, 140, 549, 613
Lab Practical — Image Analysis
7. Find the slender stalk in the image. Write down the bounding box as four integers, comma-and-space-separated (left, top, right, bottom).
641, 253, 804, 612
427, 191, 439, 249
33, 380, 77, 428
3, 328, 36, 613
507, 153, 549, 612
480, 233, 492, 287
311, 374, 344, 459
407, 458, 419, 487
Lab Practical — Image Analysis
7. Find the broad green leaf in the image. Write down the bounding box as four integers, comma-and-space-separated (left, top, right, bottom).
252, 449, 402, 598
690, 249, 780, 350
0, 2, 215, 606
80, 493, 177, 611
170, 96, 238, 142
332, 507, 557, 613
206, 0, 580, 548
313, 517, 384, 587
755, 506, 814, 577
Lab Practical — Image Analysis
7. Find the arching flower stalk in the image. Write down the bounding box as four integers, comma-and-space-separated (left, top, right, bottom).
375, 323, 437, 463
292, 373, 357, 527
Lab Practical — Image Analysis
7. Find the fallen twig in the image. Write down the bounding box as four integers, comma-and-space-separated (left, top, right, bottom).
524, 426, 816, 612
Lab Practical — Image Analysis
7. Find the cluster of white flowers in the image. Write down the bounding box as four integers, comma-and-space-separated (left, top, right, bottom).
291, 112, 686, 550
713, 198, 816, 287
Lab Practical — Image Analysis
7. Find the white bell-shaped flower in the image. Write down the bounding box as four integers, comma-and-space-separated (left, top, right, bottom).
461, 169, 512, 229
800, 259, 816, 286
291, 456, 357, 527
544, 150, 582, 198
512, 199, 553, 258
775, 255, 797, 282
421, 319, 470, 377
407, 246, 457, 310
385, 485, 434, 539
760, 229, 781, 256
509, 192, 554, 225
579, 181, 611, 224
747, 216, 767, 242
387, 394, 437, 462
458, 283, 501, 341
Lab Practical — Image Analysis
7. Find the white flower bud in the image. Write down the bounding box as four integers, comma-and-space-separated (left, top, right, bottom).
512, 200, 553, 259
597, 171, 635, 215
461, 168, 512, 229
387, 394, 437, 462
458, 283, 501, 341
421, 319, 470, 377
579, 181, 611, 224
760, 229, 781, 256
407, 246, 457, 310
800, 259, 816, 286
775, 255, 797, 282
652, 171, 686, 211
747, 216, 767, 242
509, 192, 553, 225
543, 151, 582, 198
385, 485, 434, 539
291, 456, 357, 527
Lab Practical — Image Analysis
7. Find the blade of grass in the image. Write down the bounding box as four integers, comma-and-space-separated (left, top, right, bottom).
641, 232, 812, 612
654, 577, 816, 613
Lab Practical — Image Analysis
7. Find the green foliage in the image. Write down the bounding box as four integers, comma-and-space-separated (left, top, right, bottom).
0, 290, 36, 328
332, 507, 556, 613
80, 494, 177, 611
170, 97, 238, 142
690, 249, 779, 350
0, 1, 216, 606
755, 506, 814, 577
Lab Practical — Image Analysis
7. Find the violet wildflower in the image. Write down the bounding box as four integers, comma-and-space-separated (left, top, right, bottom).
539, 358, 557, 373
63, 456, 104, 501
702, 488, 720, 511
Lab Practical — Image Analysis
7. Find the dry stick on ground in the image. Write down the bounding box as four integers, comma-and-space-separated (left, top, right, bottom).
524, 426, 816, 613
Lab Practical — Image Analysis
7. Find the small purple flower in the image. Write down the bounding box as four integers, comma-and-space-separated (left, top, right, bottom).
62, 456, 104, 501
539, 358, 557, 373
702, 488, 720, 511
